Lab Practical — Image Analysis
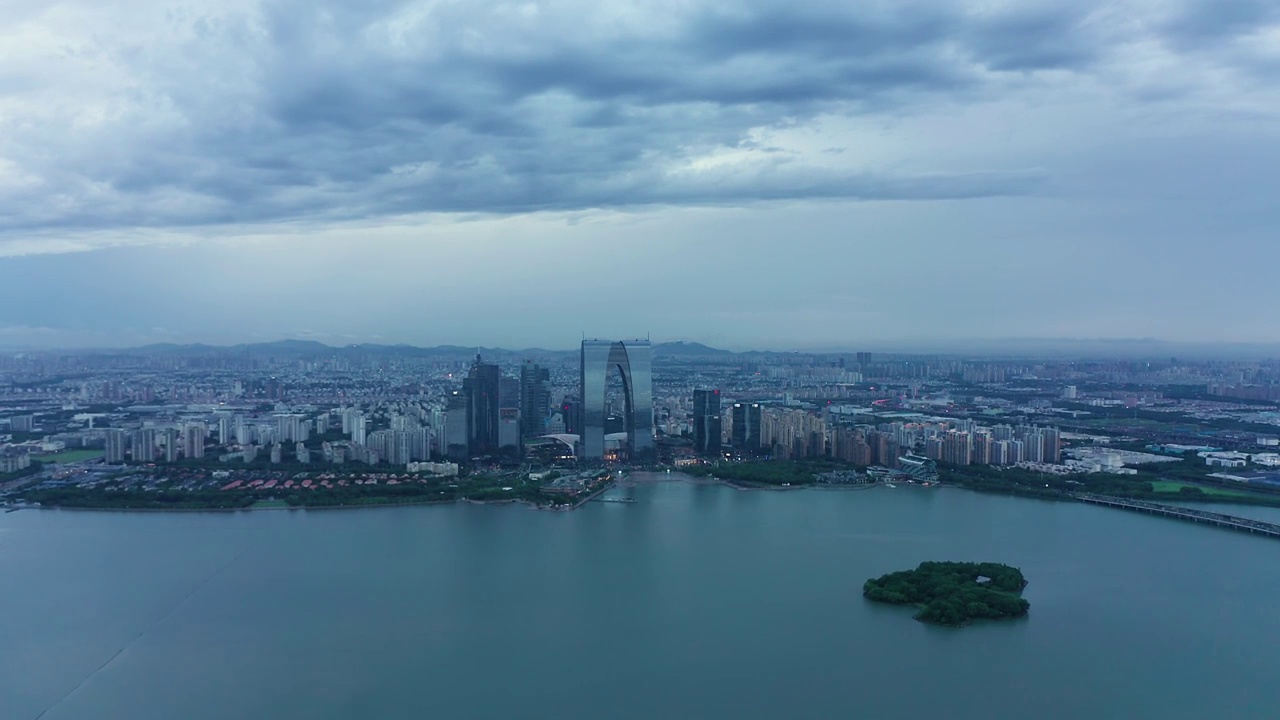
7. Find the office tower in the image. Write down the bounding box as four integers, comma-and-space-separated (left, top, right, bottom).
445, 391, 469, 460
731, 403, 762, 452
520, 361, 551, 438
561, 398, 582, 435
164, 428, 180, 462
499, 377, 522, 454
134, 428, 156, 463
104, 429, 127, 464
463, 355, 502, 455
580, 339, 654, 461
692, 389, 722, 454
185, 422, 206, 459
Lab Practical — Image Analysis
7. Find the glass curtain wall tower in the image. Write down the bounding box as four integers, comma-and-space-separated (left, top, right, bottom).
580, 339, 653, 461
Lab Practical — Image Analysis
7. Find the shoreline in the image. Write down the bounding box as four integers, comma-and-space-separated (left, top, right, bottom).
1, 473, 907, 515
19, 471, 1260, 518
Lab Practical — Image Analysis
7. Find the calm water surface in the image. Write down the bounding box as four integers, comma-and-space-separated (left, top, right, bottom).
3, 475, 1278, 719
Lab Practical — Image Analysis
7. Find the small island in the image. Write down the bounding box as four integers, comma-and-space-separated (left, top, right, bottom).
863, 561, 1030, 627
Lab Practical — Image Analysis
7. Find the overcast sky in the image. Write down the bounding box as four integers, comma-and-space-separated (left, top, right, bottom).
1, 0, 1278, 351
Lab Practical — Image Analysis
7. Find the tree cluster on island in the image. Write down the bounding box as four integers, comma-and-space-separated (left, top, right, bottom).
863, 561, 1030, 627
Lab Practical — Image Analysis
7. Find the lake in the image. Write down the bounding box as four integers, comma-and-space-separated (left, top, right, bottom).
3, 474, 1278, 719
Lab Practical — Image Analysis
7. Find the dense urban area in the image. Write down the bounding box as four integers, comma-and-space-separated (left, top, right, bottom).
5, 339, 1280, 514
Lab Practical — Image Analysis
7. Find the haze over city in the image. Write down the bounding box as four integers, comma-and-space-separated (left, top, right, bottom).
7, 4, 1280, 718
2, 0, 1279, 349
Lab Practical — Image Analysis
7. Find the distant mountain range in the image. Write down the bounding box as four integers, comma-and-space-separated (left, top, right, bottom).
103, 339, 738, 360
20, 337, 1280, 360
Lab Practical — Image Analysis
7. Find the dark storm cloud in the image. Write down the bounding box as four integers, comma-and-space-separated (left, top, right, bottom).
0, 0, 1275, 241
1161, 0, 1280, 48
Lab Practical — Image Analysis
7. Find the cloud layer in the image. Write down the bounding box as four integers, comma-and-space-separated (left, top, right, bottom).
2, 0, 1276, 247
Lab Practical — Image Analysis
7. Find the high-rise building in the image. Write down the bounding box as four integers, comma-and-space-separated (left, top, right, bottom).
991, 440, 1011, 466
519, 361, 551, 439
973, 431, 992, 465
852, 440, 872, 466
445, 391, 469, 461
499, 377, 522, 455
164, 428, 180, 462
185, 422, 206, 460
234, 415, 250, 445
1024, 431, 1045, 463
943, 430, 972, 465
464, 355, 502, 455
580, 339, 653, 461
217, 415, 232, 445
731, 403, 762, 452
10, 415, 35, 433
134, 428, 156, 463
351, 413, 367, 446
692, 389, 722, 454
1042, 426, 1062, 464
924, 436, 945, 461
276, 414, 309, 443
104, 429, 127, 464
561, 398, 582, 435
410, 427, 432, 461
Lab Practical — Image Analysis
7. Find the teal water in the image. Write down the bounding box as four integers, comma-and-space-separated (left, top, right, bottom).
3, 476, 1278, 719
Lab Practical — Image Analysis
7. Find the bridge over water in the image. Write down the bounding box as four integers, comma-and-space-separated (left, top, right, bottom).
1073, 493, 1280, 540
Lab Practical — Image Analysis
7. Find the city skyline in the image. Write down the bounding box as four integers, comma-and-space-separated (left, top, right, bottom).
3, 1, 1279, 348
